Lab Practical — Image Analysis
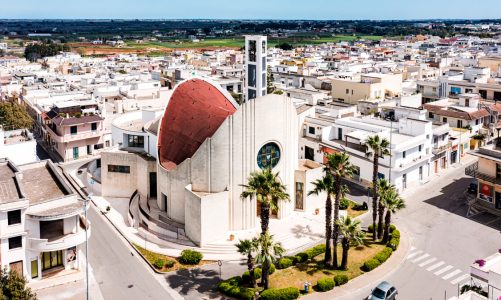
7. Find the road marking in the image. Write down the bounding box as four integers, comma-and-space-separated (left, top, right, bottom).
419, 257, 437, 267
426, 261, 445, 271
435, 265, 453, 276
442, 269, 462, 280
407, 250, 423, 259
412, 253, 430, 263
451, 274, 470, 285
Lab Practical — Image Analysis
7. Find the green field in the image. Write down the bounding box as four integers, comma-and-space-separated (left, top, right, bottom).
125, 35, 385, 50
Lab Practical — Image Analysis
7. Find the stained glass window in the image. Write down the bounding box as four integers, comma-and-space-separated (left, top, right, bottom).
257, 142, 281, 169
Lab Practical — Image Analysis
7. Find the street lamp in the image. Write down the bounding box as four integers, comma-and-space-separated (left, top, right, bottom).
83, 193, 92, 300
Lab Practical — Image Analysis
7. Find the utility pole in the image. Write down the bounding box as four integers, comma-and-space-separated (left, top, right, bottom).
84, 193, 92, 300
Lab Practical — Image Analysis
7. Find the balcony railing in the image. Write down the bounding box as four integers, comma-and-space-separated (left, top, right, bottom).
45, 125, 102, 143
465, 162, 478, 177
465, 162, 501, 185
27, 223, 90, 252
432, 142, 452, 155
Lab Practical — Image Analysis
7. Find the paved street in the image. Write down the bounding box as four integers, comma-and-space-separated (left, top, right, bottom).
340, 160, 501, 300
87, 204, 180, 300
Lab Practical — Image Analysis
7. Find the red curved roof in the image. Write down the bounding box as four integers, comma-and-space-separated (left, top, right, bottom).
158, 79, 237, 170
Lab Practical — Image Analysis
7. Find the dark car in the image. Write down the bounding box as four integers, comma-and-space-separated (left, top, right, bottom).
366, 281, 398, 300
467, 182, 478, 194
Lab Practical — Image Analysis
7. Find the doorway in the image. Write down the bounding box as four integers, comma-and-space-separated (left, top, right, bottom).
149, 172, 157, 198
305, 146, 315, 161
42, 251, 63, 271
73, 147, 79, 160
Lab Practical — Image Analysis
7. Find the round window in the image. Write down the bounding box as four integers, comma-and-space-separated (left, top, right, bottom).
257, 142, 281, 169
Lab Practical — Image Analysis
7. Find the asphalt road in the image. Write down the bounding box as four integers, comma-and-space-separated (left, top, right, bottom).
340, 160, 501, 300
87, 205, 177, 300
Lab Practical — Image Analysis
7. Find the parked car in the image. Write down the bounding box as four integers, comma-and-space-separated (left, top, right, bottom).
366, 281, 398, 300
467, 182, 478, 194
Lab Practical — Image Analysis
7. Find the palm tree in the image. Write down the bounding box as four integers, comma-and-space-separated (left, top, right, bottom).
308, 174, 336, 267
255, 232, 285, 290
380, 188, 406, 244
336, 216, 365, 270
241, 168, 290, 235
325, 152, 355, 269
365, 135, 390, 240
375, 179, 392, 240
236, 238, 259, 287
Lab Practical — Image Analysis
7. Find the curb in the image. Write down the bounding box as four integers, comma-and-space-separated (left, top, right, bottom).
303, 227, 411, 299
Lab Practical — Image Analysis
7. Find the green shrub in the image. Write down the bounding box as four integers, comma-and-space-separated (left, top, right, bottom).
362, 258, 381, 272
269, 263, 276, 275
165, 260, 175, 268
259, 287, 300, 300
179, 249, 203, 265
153, 259, 164, 269
389, 224, 396, 233
374, 247, 393, 264
277, 258, 293, 269
254, 267, 262, 278
305, 244, 326, 259
285, 256, 299, 265
334, 274, 349, 286
339, 198, 350, 210
296, 252, 309, 263
316, 277, 335, 292
217, 276, 255, 300
387, 237, 400, 249
391, 229, 400, 239
367, 224, 376, 233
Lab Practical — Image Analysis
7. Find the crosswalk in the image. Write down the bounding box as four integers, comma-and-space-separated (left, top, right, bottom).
406, 247, 470, 286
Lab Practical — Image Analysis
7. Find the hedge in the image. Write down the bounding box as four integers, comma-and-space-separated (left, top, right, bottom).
218, 276, 255, 300
165, 260, 175, 268
387, 229, 401, 249
304, 244, 326, 259
316, 277, 335, 292
179, 249, 203, 265
361, 258, 381, 272
242, 269, 261, 284
277, 258, 293, 269
368, 224, 396, 234
295, 252, 309, 263
374, 247, 393, 264
285, 256, 299, 265
334, 274, 349, 286
259, 287, 300, 300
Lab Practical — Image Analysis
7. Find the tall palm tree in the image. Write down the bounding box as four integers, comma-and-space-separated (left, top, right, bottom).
241, 168, 290, 235
365, 135, 390, 240
380, 188, 406, 244
325, 152, 355, 269
308, 174, 336, 267
375, 178, 392, 240
236, 238, 259, 288
255, 232, 285, 290
336, 216, 365, 270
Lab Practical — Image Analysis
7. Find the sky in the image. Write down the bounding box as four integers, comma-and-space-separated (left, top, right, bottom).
2, 0, 501, 20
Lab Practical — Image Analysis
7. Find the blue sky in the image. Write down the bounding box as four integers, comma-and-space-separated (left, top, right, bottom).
2, 0, 501, 20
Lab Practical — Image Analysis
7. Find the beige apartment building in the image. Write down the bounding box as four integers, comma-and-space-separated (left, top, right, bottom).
331, 73, 403, 104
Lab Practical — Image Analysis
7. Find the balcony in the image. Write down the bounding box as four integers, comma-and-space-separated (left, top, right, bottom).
465, 162, 501, 185
45, 125, 102, 143
432, 142, 452, 155
27, 221, 90, 252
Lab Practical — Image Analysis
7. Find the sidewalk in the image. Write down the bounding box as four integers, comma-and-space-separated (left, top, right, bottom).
303, 227, 411, 299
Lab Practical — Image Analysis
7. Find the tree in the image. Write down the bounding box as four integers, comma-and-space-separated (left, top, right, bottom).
380, 187, 405, 244
308, 174, 336, 267
241, 168, 290, 236
0, 268, 36, 299
325, 152, 355, 269
236, 238, 259, 288
336, 216, 365, 270
255, 232, 284, 290
275, 42, 293, 51
375, 178, 392, 240
0, 102, 33, 130
364, 135, 390, 240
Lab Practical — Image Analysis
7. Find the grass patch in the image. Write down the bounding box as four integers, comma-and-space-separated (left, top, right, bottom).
269, 237, 385, 291
133, 243, 213, 272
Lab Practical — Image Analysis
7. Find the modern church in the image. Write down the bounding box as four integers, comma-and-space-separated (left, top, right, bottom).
100, 36, 324, 246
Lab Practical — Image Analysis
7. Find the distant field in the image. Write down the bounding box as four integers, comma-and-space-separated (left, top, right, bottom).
71, 35, 386, 56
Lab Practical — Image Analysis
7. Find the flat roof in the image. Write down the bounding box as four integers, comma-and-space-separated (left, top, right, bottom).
20, 164, 69, 204
0, 162, 22, 204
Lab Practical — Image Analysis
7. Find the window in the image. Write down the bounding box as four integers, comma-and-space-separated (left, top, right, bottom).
248, 65, 256, 88
419, 166, 423, 180
442, 117, 447, 123
295, 182, 304, 210
418, 145, 422, 152
91, 122, 97, 132
31, 260, 38, 279
70, 126, 78, 135
7, 210, 21, 225
262, 40, 266, 54
403, 151, 406, 159
257, 142, 281, 169
465, 99, 470, 107
108, 165, 130, 173
128, 135, 144, 148
476, 119, 479, 125
496, 163, 501, 179
8, 236, 22, 250
248, 40, 256, 62
346, 89, 349, 94
308, 127, 315, 135
428, 112, 434, 118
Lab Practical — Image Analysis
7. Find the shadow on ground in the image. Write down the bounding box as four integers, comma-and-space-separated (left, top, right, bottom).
424, 176, 501, 231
